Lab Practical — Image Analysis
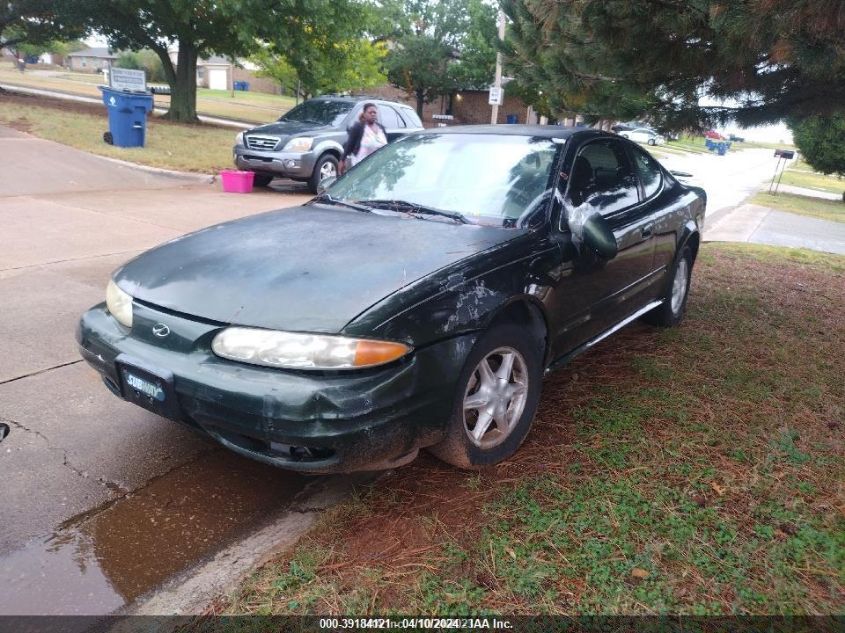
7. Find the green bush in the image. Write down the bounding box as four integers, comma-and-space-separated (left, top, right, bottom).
114, 49, 167, 83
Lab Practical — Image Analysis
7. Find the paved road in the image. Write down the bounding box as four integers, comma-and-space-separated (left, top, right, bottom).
0, 125, 314, 615
658, 147, 777, 220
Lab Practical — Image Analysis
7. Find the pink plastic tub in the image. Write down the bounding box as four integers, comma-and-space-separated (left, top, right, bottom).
220, 169, 254, 193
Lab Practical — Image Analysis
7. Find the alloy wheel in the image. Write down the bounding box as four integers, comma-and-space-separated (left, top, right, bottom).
320, 160, 337, 181
462, 347, 529, 449
671, 258, 689, 315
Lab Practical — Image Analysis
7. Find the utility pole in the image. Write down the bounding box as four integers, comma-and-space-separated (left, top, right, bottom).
490, 9, 506, 125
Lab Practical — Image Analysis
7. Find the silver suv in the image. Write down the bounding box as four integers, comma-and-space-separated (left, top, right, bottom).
233, 96, 425, 193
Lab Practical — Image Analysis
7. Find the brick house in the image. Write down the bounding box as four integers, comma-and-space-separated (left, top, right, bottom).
67, 47, 117, 72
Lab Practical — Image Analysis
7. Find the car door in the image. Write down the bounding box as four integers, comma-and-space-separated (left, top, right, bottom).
627, 144, 683, 286
547, 137, 657, 358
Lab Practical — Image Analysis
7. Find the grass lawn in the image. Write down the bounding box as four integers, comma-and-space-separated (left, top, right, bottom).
751, 192, 845, 224
666, 136, 711, 154
0, 92, 235, 173
217, 243, 844, 616
0, 63, 295, 124
778, 161, 845, 195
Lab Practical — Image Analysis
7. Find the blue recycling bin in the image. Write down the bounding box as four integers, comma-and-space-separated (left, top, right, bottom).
505, 114, 518, 124
99, 86, 154, 148
716, 142, 728, 156
705, 138, 715, 150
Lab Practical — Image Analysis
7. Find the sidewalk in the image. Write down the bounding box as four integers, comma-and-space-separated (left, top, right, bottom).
705, 202, 845, 255
776, 183, 842, 201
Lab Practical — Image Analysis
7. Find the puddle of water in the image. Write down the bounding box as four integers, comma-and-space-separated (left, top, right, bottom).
0, 451, 308, 615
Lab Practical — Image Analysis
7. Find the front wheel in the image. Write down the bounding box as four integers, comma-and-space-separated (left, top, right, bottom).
643, 245, 693, 327
428, 324, 543, 469
647, 138, 656, 146
307, 154, 338, 194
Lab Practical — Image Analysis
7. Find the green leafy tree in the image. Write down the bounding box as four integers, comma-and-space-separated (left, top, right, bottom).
387, 34, 454, 116
385, 0, 496, 116
115, 50, 167, 83
502, 0, 845, 129
251, 0, 386, 100
252, 39, 387, 99
1, 0, 84, 58
790, 114, 845, 201
56, 0, 364, 122
447, 0, 497, 90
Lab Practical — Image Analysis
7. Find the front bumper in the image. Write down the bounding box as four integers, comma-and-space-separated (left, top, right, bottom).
77, 302, 476, 473
233, 145, 317, 179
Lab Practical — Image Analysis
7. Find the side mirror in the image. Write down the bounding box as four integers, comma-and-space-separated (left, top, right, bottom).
582, 213, 617, 259
317, 175, 337, 194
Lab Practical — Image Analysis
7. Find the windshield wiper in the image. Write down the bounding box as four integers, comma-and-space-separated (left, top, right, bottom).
312, 193, 373, 213
358, 199, 469, 224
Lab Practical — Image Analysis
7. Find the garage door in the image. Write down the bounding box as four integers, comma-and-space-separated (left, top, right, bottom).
209, 68, 227, 91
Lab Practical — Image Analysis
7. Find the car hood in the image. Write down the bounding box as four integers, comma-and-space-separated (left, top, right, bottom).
246, 120, 334, 138
114, 206, 519, 333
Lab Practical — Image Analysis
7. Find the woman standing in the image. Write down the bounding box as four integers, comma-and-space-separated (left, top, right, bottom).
341, 103, 387, 173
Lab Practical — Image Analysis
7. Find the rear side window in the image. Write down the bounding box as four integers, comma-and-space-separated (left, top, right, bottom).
389, 107, 406, 128
631, 147, 663, 199
399, 107, 423, 128
566, 140, 639, 216
378, 106, 401, 129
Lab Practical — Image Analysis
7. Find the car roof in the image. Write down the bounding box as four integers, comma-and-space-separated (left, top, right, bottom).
306, 95, 413, 107
413, 124, 610, 140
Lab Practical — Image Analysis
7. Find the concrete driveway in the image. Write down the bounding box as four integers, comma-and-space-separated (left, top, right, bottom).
0, 126, 316, 615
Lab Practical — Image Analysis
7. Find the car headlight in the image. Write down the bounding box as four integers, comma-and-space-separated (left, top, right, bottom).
105, 279, 133, 328
235, 131, 245, 146
282, 137, 313, 152
211, 327, 412, 370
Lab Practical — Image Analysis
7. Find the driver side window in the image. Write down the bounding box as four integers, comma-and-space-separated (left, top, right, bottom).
564, 140, 640, 217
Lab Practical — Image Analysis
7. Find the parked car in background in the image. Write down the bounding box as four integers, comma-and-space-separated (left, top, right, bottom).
728, 134, 745, 142
79, 126, 706, 473
233, 95, 424, 193
617, 127, 666, 146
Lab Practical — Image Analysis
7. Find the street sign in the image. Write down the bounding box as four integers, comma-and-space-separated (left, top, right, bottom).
110, 67, 147, 93
488, 86, 503, 106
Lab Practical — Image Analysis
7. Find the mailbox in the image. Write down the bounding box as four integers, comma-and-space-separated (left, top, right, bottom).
774, 149, 796, 159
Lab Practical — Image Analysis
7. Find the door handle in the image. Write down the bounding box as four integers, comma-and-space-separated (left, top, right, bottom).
641, 224, 654, 238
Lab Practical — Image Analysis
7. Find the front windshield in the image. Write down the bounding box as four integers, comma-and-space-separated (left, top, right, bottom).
327, 133, 560, 227
281, 100, 353, 126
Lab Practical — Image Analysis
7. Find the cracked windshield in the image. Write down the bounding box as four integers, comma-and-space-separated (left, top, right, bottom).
328, 134, 559, 226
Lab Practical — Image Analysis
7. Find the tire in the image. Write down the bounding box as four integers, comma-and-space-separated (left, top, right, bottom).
428, 323, 543, 469
647, 138, 656, 146
643, 245, 693, 327
307, 154, 338, 194
253, 174, 273, 187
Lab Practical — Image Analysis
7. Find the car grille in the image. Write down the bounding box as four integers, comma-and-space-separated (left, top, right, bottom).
245, 135, 280, 151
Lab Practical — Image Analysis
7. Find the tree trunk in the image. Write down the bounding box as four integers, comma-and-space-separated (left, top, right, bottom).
415, 89, 424, 118
163, 40, 198, 123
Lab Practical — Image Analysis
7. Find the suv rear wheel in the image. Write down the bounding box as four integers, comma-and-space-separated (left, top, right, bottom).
308, 154, 338, 194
